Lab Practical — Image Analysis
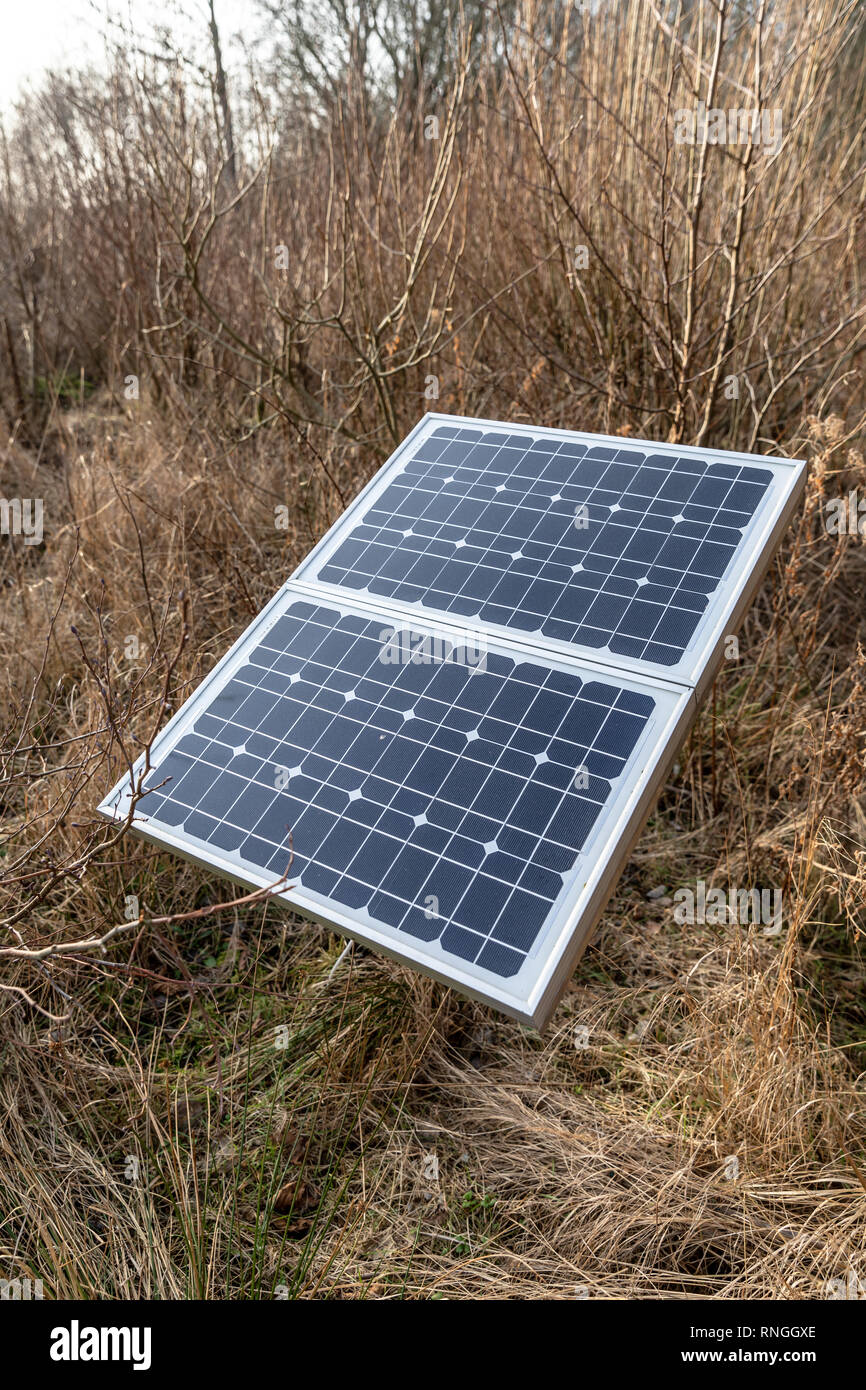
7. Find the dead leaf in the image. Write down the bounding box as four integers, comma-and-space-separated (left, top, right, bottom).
272, 1175, 320, 1236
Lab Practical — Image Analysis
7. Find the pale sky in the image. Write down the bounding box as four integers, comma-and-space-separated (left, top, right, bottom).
0, 0, 258, 109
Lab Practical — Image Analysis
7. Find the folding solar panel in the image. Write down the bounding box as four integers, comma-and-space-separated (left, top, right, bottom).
99, 414, 805, 1027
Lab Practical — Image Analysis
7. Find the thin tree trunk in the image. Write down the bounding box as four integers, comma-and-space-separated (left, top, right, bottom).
208, 0, 236, 191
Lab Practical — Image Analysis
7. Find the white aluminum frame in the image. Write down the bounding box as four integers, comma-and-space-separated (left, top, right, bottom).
99, 413, 806, 1029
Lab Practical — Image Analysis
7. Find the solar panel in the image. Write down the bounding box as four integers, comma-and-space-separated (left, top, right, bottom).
99, 415, 805, 1027
298, 417, 801, 697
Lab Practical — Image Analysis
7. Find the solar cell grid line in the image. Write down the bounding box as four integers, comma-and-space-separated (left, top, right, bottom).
100, 588, 694, 1025
298, 413, 806, 697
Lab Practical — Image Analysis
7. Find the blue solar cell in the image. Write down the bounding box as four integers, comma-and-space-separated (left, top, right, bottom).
135, 601, 655, 980
316, 428, 773, 666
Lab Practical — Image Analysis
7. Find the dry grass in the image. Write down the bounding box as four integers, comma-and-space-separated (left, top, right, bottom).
1, 1, 865, 1298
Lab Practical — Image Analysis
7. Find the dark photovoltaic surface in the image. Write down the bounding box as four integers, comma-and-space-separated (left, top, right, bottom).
316, 425, 774, 667
136, 601, 655, 980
